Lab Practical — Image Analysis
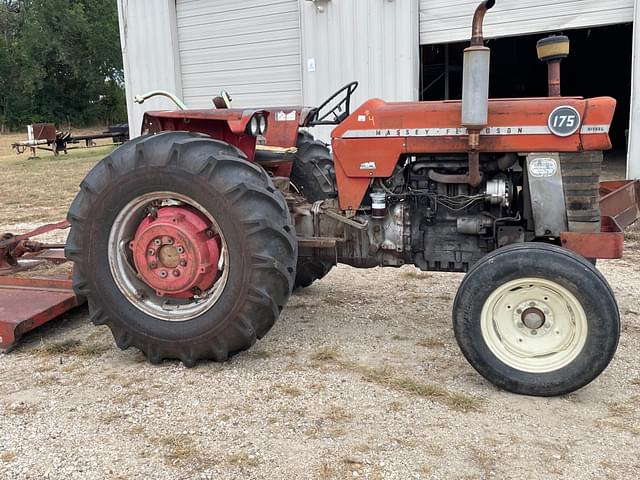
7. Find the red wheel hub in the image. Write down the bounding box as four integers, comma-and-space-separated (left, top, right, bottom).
129, 206, 220, 298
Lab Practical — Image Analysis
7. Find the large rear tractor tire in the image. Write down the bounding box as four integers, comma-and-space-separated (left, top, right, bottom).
65, 132, 297, 366
291, 131, 336, 289
453, 243, 619, 396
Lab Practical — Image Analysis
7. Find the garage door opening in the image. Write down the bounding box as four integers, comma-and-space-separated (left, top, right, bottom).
420, 23, 633, 176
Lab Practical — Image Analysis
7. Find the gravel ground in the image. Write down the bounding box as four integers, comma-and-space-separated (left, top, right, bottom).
0, 230, 639, 479
0, 151, 638, 479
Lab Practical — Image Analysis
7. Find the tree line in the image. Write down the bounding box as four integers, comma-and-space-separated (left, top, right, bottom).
0, 0, 125, 132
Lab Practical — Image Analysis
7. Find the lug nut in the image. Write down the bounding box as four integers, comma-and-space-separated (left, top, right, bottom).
154, 238, 162, 246
166, 238, 174, 245
148, 249, 155, 256
179, 259, 187, 267
149, 262, 157, 269
172, 270, 180, 277
159, 271, 168, 278
176, 246, 184, 254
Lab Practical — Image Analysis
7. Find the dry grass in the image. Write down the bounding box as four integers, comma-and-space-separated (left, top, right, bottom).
5, 403, 38, 416
419, 464, 434, 476
154, 434, 201, 467
315, 349, 482, 412
626, 223, 640, 243
469, 443, 497, 477
400, 270, 432, 280
310, 346, 340, 362
354, 366, 481, 412
325, 405, 353, 422
100, 411, 126, 424
416, 336, 446, 348
275, 383, 302, 397
226, 451, 260, 467
317, 458, 362, 480
34, 339, 110, 358
153, 433, 228, 471
318, 462, 336, 479
247, 349, 272, 360
0, 452, 17, 463
0, 137, 114, 225
129, 425, 145, 435
424, 443, 445, 455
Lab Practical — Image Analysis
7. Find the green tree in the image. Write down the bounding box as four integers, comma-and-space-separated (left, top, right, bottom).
0, 1, 36, 131
0, 0, 125, 131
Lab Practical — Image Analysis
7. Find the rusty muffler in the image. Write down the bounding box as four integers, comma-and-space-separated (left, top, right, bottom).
461, 0, 495, 187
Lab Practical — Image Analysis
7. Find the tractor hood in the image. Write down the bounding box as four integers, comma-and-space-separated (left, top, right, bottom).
332, 96, 616, 157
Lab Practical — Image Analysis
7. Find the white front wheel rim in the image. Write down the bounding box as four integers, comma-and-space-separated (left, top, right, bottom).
480, 278, 588, 374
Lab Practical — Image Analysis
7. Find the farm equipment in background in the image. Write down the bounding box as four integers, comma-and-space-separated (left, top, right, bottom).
0, 221, 82, 352
2, 0, 640, 397
11, 123, 129, 157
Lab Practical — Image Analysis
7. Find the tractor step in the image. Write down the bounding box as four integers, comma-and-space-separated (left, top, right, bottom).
0, 276, 83, 352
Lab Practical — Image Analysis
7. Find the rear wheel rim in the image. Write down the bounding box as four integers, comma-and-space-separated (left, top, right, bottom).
480, 277, 588, 373
108, 191, 230, 322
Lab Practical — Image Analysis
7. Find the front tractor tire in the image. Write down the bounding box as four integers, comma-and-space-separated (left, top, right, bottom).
65, 132, 297, 366
453, 243, 619, 396
290, 131, 336, 289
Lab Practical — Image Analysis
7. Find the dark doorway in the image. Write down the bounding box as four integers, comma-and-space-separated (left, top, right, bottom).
420, 24, 633, 172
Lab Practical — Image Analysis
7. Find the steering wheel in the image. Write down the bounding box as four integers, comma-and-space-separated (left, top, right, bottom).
306, 81, 359, 126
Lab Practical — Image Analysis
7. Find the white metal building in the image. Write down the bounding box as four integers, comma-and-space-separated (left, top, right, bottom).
117, 0, 640, 178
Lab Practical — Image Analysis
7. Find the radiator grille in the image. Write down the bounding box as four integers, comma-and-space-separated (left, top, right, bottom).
560, 152, 602, 232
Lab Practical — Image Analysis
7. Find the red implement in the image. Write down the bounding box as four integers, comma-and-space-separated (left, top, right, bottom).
0, 277, 83, 352
561, 179, 640, 259
0, 220, 83, 352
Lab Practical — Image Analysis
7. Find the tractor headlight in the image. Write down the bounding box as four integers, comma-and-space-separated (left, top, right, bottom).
247, 116, 260, 136
258, 115, 267, 135
246, 114, 267, 137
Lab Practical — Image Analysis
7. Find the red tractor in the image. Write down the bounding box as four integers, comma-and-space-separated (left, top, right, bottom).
65, 1, 635, 396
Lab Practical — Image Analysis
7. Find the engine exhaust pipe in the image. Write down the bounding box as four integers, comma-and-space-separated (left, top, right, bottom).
461, 0, 495, 187
471, 0, 496, 47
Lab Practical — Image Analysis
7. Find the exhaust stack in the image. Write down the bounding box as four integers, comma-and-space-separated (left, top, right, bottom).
461, 0, 495, 187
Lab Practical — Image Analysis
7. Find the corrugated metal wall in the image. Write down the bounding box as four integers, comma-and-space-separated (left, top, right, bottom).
628, 0, 639, 178
117, 0, 182, 137
420, 0, 635, 44
175, 0, 303, 108
300, 0, 419, 140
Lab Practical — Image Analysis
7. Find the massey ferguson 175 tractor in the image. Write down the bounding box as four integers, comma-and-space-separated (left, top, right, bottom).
62, 0, 637, 396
